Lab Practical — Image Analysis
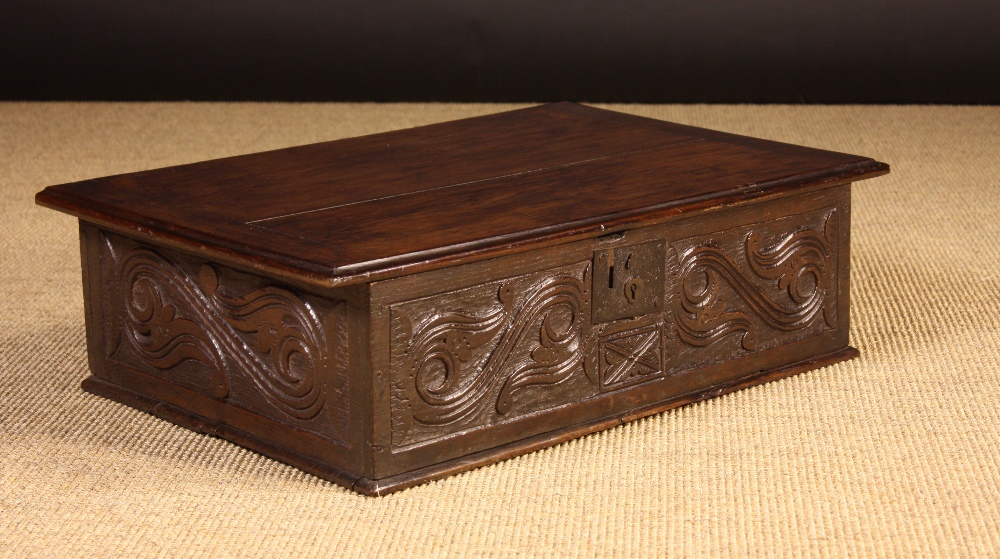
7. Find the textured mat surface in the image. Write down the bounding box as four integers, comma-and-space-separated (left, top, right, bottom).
2, 103, 999, 558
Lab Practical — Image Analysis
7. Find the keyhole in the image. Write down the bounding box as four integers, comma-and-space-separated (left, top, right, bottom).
624, 277, 643, 303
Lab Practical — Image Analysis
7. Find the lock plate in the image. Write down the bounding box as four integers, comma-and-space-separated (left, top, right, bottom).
592, 239, 665, 323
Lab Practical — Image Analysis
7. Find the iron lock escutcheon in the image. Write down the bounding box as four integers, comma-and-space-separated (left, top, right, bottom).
592, 239, 665, 323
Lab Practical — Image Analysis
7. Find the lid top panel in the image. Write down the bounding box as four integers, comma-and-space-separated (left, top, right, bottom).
36, 103, 887, 286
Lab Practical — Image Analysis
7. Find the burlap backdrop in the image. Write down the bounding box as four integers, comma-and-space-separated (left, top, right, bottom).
2, 103, 998, 557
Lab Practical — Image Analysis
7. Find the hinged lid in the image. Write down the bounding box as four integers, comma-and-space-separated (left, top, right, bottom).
36, 102, 888, 288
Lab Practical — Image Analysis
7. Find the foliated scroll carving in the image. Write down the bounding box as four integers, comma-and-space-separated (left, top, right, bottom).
390, 261, 594, 448
387, 206, 842, 450
101, 232, 350, 444
674, 210, 837, 354
409, 277, 587, 422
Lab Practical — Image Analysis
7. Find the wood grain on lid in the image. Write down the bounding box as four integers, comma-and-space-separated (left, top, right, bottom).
36, 102, 889, 287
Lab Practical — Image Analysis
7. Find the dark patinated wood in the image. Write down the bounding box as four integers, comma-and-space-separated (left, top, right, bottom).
36, 102, 886, 288
36, 103, 889, 495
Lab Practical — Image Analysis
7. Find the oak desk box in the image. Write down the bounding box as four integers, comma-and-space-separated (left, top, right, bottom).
36, 103, 889, 495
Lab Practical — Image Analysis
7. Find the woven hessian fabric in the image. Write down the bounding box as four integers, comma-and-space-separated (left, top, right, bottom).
2, 103, 999, 558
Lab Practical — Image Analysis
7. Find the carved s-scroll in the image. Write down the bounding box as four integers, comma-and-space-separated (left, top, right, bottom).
111, 244, 336, 422
403, 274, 588, 428
676, 213, 835, 350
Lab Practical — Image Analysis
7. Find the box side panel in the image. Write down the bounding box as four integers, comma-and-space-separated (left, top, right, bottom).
369, 184, 852, 479
79, 224, 369, 483
836, 186, 853, 347
80, 222, 108, 378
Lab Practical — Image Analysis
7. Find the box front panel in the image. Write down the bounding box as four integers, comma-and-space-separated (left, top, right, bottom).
371, 185, 851, 478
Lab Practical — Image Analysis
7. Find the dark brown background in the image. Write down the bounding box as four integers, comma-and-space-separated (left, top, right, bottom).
3, 0, 998, 103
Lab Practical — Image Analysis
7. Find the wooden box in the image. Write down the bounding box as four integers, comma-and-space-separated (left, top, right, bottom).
36, 103, 889, 495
